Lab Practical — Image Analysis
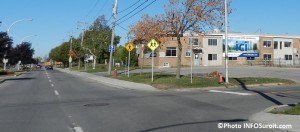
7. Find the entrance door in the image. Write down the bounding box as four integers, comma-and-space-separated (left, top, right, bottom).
295, 54, 299, 65
194, 53, 199, 66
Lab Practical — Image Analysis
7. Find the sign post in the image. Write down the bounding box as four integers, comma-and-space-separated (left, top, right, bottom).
125, 43, 134, 77
192, 47, 203, 84
2, 59, 8, 70
147, 39, 159, 82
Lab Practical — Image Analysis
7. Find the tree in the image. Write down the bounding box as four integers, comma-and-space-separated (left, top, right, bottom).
9, 42, 35, 65
129, 14, 166, 74
77, 15, 120, 64
114, 45, 138, 67
0, 32, 13, 60
49, 15, 121, 67
49, 42, 70, 67
161, 0, 229, 79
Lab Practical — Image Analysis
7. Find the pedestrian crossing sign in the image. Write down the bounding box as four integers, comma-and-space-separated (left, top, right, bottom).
125, 43, 134, 52
147, 39, 159, 51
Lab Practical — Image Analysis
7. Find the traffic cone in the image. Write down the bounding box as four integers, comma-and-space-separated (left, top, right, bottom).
219, 72, 223, 84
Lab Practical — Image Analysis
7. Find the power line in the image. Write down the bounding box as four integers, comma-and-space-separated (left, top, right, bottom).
82, 0, 101, 21
118, 0, 142, 14
93, 0, 110, 21
117, 0, 157, 25
116, 23, 129, 31
116, 0, 149, 23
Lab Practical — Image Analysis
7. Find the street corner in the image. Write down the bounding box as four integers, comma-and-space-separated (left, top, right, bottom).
249, 104, 300, 132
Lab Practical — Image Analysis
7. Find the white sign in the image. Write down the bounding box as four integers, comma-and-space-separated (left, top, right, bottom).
2, 59, 8, 63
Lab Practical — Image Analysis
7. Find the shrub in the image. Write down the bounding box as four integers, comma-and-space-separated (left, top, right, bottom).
0, 70, 15, 75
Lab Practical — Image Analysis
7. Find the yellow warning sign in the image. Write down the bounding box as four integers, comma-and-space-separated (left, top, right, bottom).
147, 39, 159, 51
125, 43, 134, 52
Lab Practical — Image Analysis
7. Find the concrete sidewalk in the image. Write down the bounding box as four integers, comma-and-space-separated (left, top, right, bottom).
250, 105, 300, 132
56, 68, 158, 92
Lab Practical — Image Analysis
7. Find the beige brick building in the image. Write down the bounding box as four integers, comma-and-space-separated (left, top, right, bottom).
136, 32, 300, 67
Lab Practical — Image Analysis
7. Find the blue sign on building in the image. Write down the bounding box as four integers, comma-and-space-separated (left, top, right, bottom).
238, 52, 259, 57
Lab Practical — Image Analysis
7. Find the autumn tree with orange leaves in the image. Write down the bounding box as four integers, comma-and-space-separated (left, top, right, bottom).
128, 14, 166, 74
129, 0, 230, 79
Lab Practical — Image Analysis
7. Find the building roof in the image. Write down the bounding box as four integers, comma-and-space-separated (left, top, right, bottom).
206, 32, 300, 39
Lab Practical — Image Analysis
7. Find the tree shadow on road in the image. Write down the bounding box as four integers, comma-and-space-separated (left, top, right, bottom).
233, 78, 283, 105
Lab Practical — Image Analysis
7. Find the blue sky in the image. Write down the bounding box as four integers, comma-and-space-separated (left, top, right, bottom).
1, 0, 300, 57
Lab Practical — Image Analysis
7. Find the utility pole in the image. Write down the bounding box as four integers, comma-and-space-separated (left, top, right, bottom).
77, 22, 89, 70
225, 0, 229, 83
69, 33, 73, 69
108, 0, 118, 75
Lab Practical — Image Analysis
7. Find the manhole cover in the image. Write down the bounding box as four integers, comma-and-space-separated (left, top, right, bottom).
84, 103, 109, 107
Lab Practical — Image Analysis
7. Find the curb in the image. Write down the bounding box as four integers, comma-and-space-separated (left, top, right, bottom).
249, 105, 300, 132
0, 79, 5, 84
56, 68, 158, 92
167, 83, 293, 92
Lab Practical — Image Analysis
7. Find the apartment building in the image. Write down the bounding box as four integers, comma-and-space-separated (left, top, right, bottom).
137, 32, 223, 67
136, 32, 300, 67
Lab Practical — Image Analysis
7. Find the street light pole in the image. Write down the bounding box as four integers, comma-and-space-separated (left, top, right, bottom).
7, 18, 33, 34
20, 34, 37, 43
3, 18, 33, 70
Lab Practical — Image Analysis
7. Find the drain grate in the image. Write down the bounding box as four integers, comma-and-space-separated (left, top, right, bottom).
84, 103, 109, 107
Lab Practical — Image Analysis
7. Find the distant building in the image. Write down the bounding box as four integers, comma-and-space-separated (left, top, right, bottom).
136, 32, 300, 67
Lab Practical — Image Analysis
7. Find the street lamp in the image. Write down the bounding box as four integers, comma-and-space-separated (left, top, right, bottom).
3, 18, 33, 70
7, 18, 33, 34
20, 34, 37, 43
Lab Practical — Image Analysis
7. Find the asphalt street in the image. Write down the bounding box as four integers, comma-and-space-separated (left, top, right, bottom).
0, 68, 299, 132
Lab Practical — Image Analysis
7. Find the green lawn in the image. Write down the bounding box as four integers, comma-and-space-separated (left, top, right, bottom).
284, 104, 300, 115
70, 64, 130, 73
113, 73, 295, 89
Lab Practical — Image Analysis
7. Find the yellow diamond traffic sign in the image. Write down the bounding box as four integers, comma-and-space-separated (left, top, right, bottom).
125, 43, 135, 52
147, 39, 159, 51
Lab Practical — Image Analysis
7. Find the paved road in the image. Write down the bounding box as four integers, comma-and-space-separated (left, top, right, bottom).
0, 69, 299, 132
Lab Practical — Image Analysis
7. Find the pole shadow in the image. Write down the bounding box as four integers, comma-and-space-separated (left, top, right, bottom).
139, 119, 248, 132
233, 78, 283, 105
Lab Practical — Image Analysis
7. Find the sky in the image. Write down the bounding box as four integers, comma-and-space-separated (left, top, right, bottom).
1, 0, 300, 58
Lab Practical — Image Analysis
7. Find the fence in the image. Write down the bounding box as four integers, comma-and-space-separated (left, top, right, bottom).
245, 58, 300, 68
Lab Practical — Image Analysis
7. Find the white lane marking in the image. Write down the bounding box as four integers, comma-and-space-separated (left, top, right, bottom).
73, 127, 84, 132
51, 84, 54, 87
54, 90, 59, 95
209, 90, 252, 96
47, 76, 50, 79
49, 80, 52, 82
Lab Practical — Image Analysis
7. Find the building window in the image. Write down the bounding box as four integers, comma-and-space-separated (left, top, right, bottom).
166, 47, 176, 57
185, 49, 191, 57
280, 41, 282, 49
274, 41, 278, 49
284, 42, 292, 47
208, 54, 217, 61
263, 41, 271, 47
229, 57, 237, 60
208, 39, 217, 46
189, 38, 199, 46
263, 54, 272, 60
285, 55, 292, 60
247, 57, 255, 60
